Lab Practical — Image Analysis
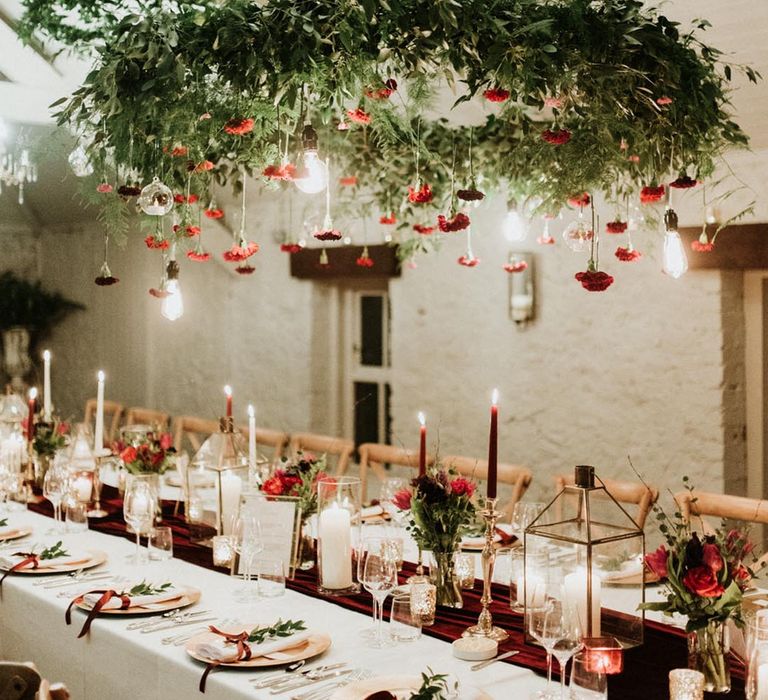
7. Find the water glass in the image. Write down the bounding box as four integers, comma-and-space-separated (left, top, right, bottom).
570, 651, 607, 699
255, 559, 286, 597
389, 594, 421, 642
65, 501, 88, 533
148, 526, 174, 560
454, 552, 475, 589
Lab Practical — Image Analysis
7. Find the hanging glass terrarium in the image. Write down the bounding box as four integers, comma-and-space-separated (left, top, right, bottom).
525, 465, 645, 649
138, 177, 174, 216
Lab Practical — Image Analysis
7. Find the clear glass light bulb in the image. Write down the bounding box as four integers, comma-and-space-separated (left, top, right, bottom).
294, 151, 328, 194
662, 230, 688, 279
161, 279, 184, 321
68, 145, 94, 177
503, 209, 527, 242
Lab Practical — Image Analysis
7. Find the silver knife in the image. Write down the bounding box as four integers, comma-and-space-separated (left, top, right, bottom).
471, 650, 519, 671
271, 669, 352, 694
141, 616, 217, 633
44, 574, 113, 589
253, 664, 347, 689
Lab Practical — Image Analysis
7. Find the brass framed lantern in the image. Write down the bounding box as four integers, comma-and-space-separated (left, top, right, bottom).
524, 465, 645, 649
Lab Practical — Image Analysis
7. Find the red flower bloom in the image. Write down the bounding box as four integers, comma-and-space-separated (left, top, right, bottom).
615, 246, 642, 262
567, 192, 591, 208
313, 229, 343, 241
117, 185, 141, 198
413, 224, 435, 235
95, 274, 119, 286
149, 287, 169, 298
457, 187, 485, 202
379, 213, 396, 225
575, 270, 614, 292
670, 175, 698, 189
537, 235, 556, 246
437, 212, 470, 232
504, 260, 528, 273
682, 565, 725, 598
280, 243, 303, 254
159, 433, 173, 450
450, 477, 475, 498
627, 154, 641, 163
174, 193, 199, 205
182, 226, 199, 237
204, 208, 224, 219
691, 239, 714, 252
458, 255, 480, 267
262, 475, 285, 496
194, 160, 215, 173
224, 117, 255, 136
56, 422, 70, 436
541, 128, 572, 145
356, 255, 374, 268
347, 108, 371, 125
702, 543, 724, 573
365, 81, 396, 100
120, 446, 138, 464
235, 264, 256, 275
392, 489, 412, 511
734, 565, 751, 583
339, 176, 358, 186
645, 545, 669, 579
656, 96, 673, 106
171, 146, 188, 157
222, 241, 259, 262
483, 87, 510, 103
187, 250, 210, 262
408, 183, 433, 204
263, 163, 297, 181
605, 220, 628, 234
199, 112, 212, 121
544, 97, 563, 108
144, 235, 169, 250
96, 183, 113, 194
640, 185, 665, 204
337, 120, 349, 131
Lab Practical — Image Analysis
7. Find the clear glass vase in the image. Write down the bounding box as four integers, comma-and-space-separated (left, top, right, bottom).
429, 550, 463, 609
687, 619, 730, 693
295, 518, 316, 571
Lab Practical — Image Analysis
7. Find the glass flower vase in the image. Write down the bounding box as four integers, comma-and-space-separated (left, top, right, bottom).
429, 549, 463, 609
294, 518, 316, 571
687, 619, 730, 693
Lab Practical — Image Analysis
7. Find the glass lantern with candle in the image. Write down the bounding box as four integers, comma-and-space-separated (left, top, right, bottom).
525, 465, 644, 649
188, 417, 249, 543
317, 476, 362, 596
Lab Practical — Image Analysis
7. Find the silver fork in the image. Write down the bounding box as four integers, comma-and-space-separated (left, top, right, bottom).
34, 568, 86, 585
293, 669, 372, 700
43, 571, 113, 589
127, 608, 192, 631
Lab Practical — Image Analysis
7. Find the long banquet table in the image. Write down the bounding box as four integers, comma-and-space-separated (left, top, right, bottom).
0, 490, 746, 699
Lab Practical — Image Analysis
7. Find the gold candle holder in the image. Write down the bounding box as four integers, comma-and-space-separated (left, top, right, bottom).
462, 497, 509, 642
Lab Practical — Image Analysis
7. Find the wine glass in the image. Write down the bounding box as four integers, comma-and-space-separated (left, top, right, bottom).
232, 513, 263, 603
357, 536, 400, 638
380, 477, 409, 523
527, 583, 567, 700
361, 544, 398, 648
43, 466, 69, 531
123, 479, 156, 565
511, 501, 545, 542
552, 601, 583, 699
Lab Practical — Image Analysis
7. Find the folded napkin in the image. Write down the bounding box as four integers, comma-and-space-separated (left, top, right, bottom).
362, 505, 386, 520
0, 549, 91, 571
80, 588, 183, 610
195, 629, 314, 662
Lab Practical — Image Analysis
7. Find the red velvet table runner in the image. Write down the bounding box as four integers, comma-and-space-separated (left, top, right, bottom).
27, 487, 745, 699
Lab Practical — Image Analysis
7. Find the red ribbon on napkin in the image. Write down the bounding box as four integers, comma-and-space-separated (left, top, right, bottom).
0, 552, 39, 588
198, 625, 252, 693
65, 589, 131, 638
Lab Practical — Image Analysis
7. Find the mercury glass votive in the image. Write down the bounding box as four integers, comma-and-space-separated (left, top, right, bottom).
454, 552, 475, 589
669, 669, 705, 700
409, 574, 436, 627
212, 535, 234, 567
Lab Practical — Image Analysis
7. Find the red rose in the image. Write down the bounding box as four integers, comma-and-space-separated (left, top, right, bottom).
483, 87, 510, 103
702, 543, 724, 573
437, 212, 470, 232
262, 476, 285, 496
575, 270, 614, 292
682, 565, 725, 598
392, 489, 412, 511
159, 433, 173, 450
450, 477, 475, 498
120, 446, 138, 464
408, 183, 433, 204
644, 545, 669, 579
144, 235, 169, 250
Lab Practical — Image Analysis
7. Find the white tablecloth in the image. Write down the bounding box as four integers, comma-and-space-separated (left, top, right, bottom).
0, 509, 550, 700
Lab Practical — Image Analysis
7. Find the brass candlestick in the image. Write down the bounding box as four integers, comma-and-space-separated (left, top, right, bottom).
463, 497, 509, 642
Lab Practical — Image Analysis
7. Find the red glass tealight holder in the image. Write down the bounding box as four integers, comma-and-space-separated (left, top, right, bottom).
583, 636, 624, 675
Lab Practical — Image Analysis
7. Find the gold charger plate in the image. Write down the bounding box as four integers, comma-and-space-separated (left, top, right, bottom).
331, 675, 491, 700
75, 586, 201, 615
186, 629, 331, 668
0, 526, 32, 542
2, 550, 107, 575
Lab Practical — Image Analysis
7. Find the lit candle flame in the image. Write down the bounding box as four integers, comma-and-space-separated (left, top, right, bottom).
97, 370, 105, 382
418, 411, 426, 427
492, 388, 499, 406
29, 387, 37, 400
247, 404, 255, 418
43, 349, 51, 361
224, 385, 232, 397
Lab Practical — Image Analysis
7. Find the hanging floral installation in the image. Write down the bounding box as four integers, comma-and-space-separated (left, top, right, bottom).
17, 0, 759, 285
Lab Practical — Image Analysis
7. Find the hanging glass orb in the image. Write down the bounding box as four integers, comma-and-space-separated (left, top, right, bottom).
68, 145, 94, 177
138, 177, 174, 216
562, 218, 593, 252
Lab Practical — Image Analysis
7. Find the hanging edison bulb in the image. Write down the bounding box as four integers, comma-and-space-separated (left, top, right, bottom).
161, 260, 184, 321
294, 124, 328, 195
503, 201, 528, 242
627, 204, 645, 233
68, 144, 94, 177
138, 176, 174, 216
661, 207, 688, 279
562, 211, 593, 252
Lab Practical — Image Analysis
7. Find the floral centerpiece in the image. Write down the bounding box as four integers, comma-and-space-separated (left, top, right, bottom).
31, 418, 70, 485
261, 452, 328, 570
394, 469, 477, 608
642, 481, 756, 693
113, 432, 175, 475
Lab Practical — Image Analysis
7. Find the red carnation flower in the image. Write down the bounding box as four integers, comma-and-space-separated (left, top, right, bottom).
504, 260, 528, 273
149, 287, 170, 298
567, 192, 591, 208
541, 128, 572, 145
314, 229, 343, 241
194, 160, 215, 173
95, 274, 119, 286
537, 235, 556, 246
235, 264, 255, 275
606, 220, 628, 234
263, 163, 297, 181
96, 183, 113, 194
280, 243, 303, 254
187, 250, 210, 261
222, 241, 259, 262
392, 489, 412, 511
450, 477, 475, 498
173, 193, 198, 205
365, 83, 395, 100
379, 213, 396, 225
185, 225, 201, 237
670, 175, 698, 189
458, 255, 480, 267
656, 96, 673, 106
171, 146, 188, 157
339, 176, 358, 186
144, 235, 169, 250
356, 255, 374, 268
691, 239, 714, 252
640, 185, 665, 204
117, 184, 141, 198
204, 208, 224, 219
347, 108, 371, 125
682, 565, 725, 598
224, 117, 255, 136
413, 224, 435, 235
627, 154, 641, 163
408, 183, 433, 204
483, 87, 510, 103
437, 212, 470, 232
575, 270, 614, 292
457, 187, 485, 202
615, 246, 642, 262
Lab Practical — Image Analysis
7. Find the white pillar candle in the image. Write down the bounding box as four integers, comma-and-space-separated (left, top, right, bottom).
319, 502, 353, 590
758, 664, 768, 700
72, 474, 92, 502
219, 472, 242, 536
247, 404, 256, 473
564, 568, 602, 637
42, 350, 52, 420
94, 370, 105, 451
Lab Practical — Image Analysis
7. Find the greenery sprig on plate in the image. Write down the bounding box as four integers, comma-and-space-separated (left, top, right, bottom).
124, 581, 174, 597
0, 518, 8, 528
410, 669, 455, 700
247, 619, 307, 645
38, 541, 69, 560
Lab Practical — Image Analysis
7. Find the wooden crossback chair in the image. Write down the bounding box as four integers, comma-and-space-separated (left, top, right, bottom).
83, 398, 124, 447
358, 442, 435, 496
554, 473, 659, 529
123, 407, 171, 431
290, 432, 355, 475
172, 415, 219, 453
442, 454, 532, 519
240, 426, 289, 463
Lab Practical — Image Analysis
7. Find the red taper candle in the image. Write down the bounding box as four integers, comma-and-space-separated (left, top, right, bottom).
418, 412, 426, 476
224, 385, 233, 418
487, 388, 499, 499
27, 387, 37, 442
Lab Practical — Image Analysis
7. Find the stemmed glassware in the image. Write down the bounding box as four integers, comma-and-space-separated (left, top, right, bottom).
552, 601, 584, 699
511, 501, 545, 542
43, 465, 69, 532
380, 477, 409, 524
123, 479, 156, 565
527, 582, 569, 700
231, 513, 263, 603
360, 541, 398, 648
